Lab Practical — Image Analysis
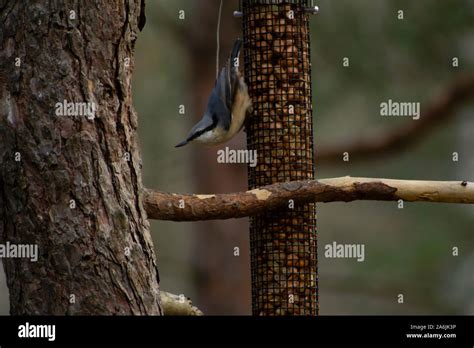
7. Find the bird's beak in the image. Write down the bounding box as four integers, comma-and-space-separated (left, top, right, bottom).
175, 139, 189, 148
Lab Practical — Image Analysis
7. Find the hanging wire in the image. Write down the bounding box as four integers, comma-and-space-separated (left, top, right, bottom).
216, 0, 224, 79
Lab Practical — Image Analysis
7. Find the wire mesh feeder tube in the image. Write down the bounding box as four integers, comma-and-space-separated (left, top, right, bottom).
242, 0, 318, 316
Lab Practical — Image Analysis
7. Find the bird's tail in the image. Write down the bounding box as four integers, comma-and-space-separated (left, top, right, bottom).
230, 38, 242, 65
227, 38, 242, 93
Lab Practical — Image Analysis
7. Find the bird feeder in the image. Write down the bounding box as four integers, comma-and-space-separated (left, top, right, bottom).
241, 0, 318, 315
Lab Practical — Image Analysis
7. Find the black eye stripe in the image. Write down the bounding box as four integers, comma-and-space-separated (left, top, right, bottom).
188, 119, 217, 142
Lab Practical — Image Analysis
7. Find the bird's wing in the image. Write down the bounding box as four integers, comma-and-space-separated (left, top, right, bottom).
209, 87, 231, 130
215, 66, 232, 113
215, 39, 242, 115
209, 65, 232, 131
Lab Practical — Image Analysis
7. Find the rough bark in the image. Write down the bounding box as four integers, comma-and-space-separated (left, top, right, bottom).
0, 0, 162, 314
144, 177, 474, 221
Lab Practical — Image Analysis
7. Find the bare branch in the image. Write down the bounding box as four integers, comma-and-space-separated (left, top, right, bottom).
144, 177, 474, 221
318, 75, 474, 162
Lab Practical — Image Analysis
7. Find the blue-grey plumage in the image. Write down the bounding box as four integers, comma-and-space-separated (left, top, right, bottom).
175, 38, 252, 148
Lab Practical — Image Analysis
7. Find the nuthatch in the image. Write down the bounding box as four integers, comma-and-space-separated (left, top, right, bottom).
176, 38, 252, 147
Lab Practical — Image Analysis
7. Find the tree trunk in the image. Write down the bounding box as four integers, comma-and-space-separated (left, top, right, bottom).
0, 0, 161, 315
